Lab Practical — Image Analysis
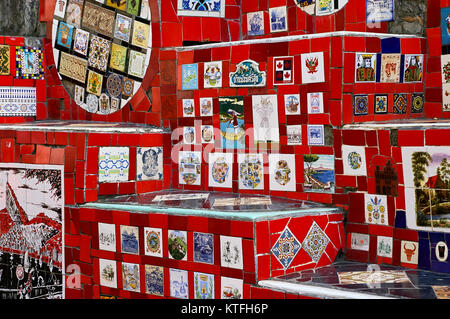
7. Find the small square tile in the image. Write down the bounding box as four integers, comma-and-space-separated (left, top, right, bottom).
271, 226, 302, 269
411, 93, 424, 113
353, 94, 369, 116
120, 225, 139, 254
221, 276, 243, 299
15, 47, 44, 80
365, 194, 388, 225
194, 272, 215, 299
307, 125, 325, 145
181, 63, 199, 90
99, 259, 117, 288
303, 222, 330, 263
194, 232, 214, 264
131, 20, 150, 49
144, 227, 163, 257
110, 43, 128, 73
273, 56, 294, 85
136, 147, 163, 181
247, 11, 264, 36
393, 93, 407, 114
168, 230, 188, 261
98, 222, 116, 252
269, 6, 288, 33
98, 147, 130, 183
204, 61, 223, 88
170, 268, 189, 299
122, 262, 140, 292
403, 54, 424, 83
88, 35, 111, 72
56, 21, 74, 50
145, 265, 164, 296
114, 13, 132, 42
72, 28, 90, 56
220, 236, 243, 269
128, 50, 146, 78
374, 94, 388, 114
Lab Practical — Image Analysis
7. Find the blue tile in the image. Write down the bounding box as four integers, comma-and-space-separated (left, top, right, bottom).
418, 239, 431, 270
381, 37, 401, 53
418, 231, 429, 239
431, 261, 450, 274
399, 54, 405, 82
375, 54, 382, 82
429, 232, 445, 244
394, 210, 406, 228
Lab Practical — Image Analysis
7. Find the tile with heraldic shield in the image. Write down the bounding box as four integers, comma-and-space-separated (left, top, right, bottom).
82, 1, 115, 38
58, 51, 88, 83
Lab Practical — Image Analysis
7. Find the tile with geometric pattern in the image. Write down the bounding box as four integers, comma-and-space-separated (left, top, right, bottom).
302, 222, 330, 263
271, 226, 302, 269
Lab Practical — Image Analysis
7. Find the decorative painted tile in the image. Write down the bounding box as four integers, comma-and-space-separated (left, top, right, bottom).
377, 236, 393, 258
182, 98, 195, 117
366, 0, 394, 23
365, 194, 388, 225
268, 154, 296, 192
271, 226, 302, 269
114, 13, 132, 42
194, 272, 214, 299
86, 93, 99, 113
15, 47, 44, 80
303, 154, 335, 193
120, 225, 139, 254
411, 93, 424, 113
433, 286, 450, 299
0, 45, 10, 75
350, 233, 370, 251
183, 127, 196, 144
375, 160, 398, 197
168, 230, 188, 261
213, 197, 272, 207
342, 145, 367, 176
284, 94, 300, 115
128, 50, 146, 78
200, 97, 213, 116
86, 70, 103, 97
111, 97, 120, 113
106, 73, 123, 99
374, 94, 388, 114
131, 20, 150, 49
153, 193, 210, 202
122, 262, 140, 292
285, 125, 301, 146
353, 94, 369, 115
274, 56, 294, 85
403, 55, 424, 83
98, 223, 116, 252
229, 60, 266, 87
98, 147, 130, 183
106, 0, 127, 11
74, 85, 85, 106
181, 63, 199, 90
380, 54, 401, 83
441, 7, 450, 45
302, 222, 330, 263
393, 93, 407, 114
54, 0, 68, 18
144, 227, 163, 257
307, 124, 325, 145
59, 51, 87, 83
137, 147, 163, 181
170, 268, 189, 299
435, 242, 448, 262
247, 11, 264, 36
338, 270, 411, 285
145, 265, 164, 296
219, 96, 245, 149
316, 0, 335, 15
441, 54, 450, 83
208, 152, 233, 189
122, 77, 135, 99
294, 0, 315, 14
0, 87, 37, 117
252, 94, 280, 143
443, 83, 450, 111
238, 153, 264, 190
72, 28, 90, 56
355, 53, 376, 82
221, 277, 243, 299
307, 92, 324, 114
66, 0, 84, 28
99, 93, 110, 114
193, 232, 214, 264
56, 22, 74, 50
88, 35, 111, 72
82, 1, 115, 38
177, 0, 225, 17
401, 240, 419, 264
301, 52, 325, 84
99, 259, 117, 288
201, 125, 214, 144
127, 0, 141, 15
204, 61, 223, 88
269, 6, 288, 33
179, 151, 202, 185
220, 236, 243, 269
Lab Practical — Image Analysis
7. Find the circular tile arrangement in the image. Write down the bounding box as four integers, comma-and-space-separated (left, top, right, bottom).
52, 0, 152, 115
294, 0, 348, 16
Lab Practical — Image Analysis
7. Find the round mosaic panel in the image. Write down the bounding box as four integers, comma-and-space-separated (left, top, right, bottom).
294, 0, 349, 16
52, 0, 152, 115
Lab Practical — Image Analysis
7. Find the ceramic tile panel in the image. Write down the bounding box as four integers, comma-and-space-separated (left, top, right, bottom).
269, 6, 288, 33
179, 151, 202, 186
273, 56, 294, 85
252, 94, 280, 143
220, 236, 243, 269
0, 45, 10, 75
337, 270, 411, 285
201, 125, 214, 144
145, 265, 164, 296
284, 94, 301, 115
286, 125, 302, 145
193, 232, 214, 264
442, 54, 450, 84
82, 1, 115, 37
247, 11, 264, 36
181, 63, 199, 90
353, 95, 369, 116
99, 259, 118, 288
342, 145, 367, 176
411, 93, 424, 113
131, 20, 150, 49
204, 61, 223, 88
56, 21, 74, 50
364, 194, 388, 225
350, 233, 370, 251
194, 272, 215, 299
66, 0, 84, 27
307, 92, 324, 114
208, 152, 233, 189
229, 60, 266, 88
301, 52, 325, 83
98, 147, 130, 183
0, 87, 37, 117
238, 153, 264, 190
15, 47, 44, 80
88, 35, 111, 72
307, 125, 325, 146
120, 225, 139, 254
401, 240, 419, 265
86, 70, 104, 96
271, 226, 302, 269
355, 53, 376, 82
98, 222, 116, 252
302, 221, 330, 263
170, 268, 189, 299
58, 51, 88, 83
168, 230, 188, 261
220, 277, 243, 299
177, 0, 225, 17
403, 55, 424, 83
114, 13, 132, 43
303, 154, 335, 193
200, 97, 213, 116
380, 54, 401, 83
374, 94, 388, 114
73, 28, 90, 56
182, 99, 195, 117
136, 147, 163, 181
144, 227, 163, 257
122, 262, 140, 292
268, 154, 297, 192
219, 96, 245, 149
366, 0, 394, 23
393, 93, 407, 114
377, 236, 393, 258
